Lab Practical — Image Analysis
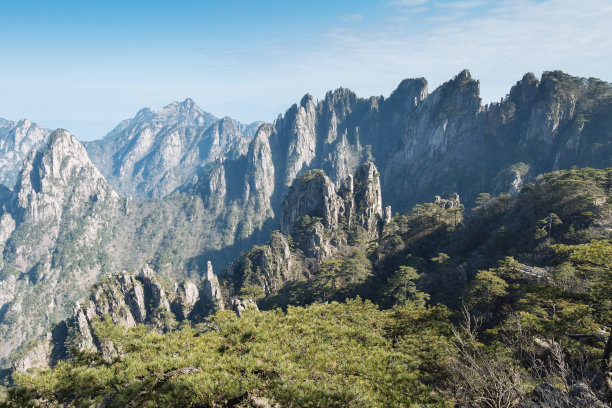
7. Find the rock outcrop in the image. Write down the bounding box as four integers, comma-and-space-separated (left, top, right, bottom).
230, 163, 385, 296
201, 261, 225, 310
384, 70, 612, 210
184, 70, 610, 284
230, 298, 259, 317
1, 69, 611, 370
434, 193, 461, 209
12, 264, 224, 372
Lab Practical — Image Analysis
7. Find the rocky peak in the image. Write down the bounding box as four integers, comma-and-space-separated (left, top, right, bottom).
386, 77, 428, 110
0, 118, 50, 187
300, 94, 314, 108
15, 129, 118, 223
351, 162, 384, 234
280, 169, 340, 236
0, 129, 121, 365
132, 98, 217, 128
202, 261, 225, 310
439, 69, 481, 111
509, 72, 539, 110
322, 87, 359, 120
85, 98, 250, 198
281, 162, 384, 239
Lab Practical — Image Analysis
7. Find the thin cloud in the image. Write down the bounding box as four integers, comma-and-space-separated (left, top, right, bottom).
434, 1, 487, 9
390, 0, 430, 7
340, 13, 365, 22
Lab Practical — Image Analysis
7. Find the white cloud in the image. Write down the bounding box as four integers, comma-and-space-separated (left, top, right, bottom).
292, 0, 612, 104
2, 0, 611, 138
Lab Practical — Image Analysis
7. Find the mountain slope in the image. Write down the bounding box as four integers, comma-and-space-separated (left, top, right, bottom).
182, 70, 611, 269
0, 69, 610, 370
0, 119, 50, 187
0, 129, 122, 364
384, 70, 612, 210
85, 99, 260, 198
5, 166, 609, 407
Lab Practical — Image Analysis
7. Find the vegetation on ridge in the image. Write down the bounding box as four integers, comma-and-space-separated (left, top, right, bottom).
2, 167, 611, 407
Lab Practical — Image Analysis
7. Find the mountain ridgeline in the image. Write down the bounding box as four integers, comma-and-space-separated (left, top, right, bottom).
0, 69, 611, 380
84, 98, 261, 198
181, 69, 611, 247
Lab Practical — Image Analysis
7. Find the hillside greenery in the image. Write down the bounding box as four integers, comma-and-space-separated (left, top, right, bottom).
2, 167, 611, 407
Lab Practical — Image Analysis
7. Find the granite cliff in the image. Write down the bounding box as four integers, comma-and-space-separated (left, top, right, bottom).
226, 162, 387, 299
0, 129, 122, 364
184, 70, 611, 261
10, 261, 248, 373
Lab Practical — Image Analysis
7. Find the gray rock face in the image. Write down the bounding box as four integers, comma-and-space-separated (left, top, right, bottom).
280, 169, 341, 236
201, 261, 225, 310
234, 163, 384, 295
11, 265, 221, 372
85, 99, 259, 198
384, 70, 612, 210
434, 193, 461, 209
0, 118, 51, 187
281, 162, 384, 238
230, 298, 258, 317
172, 280, 200, 321
1, 69, 610, 370
0, 129, 122, 365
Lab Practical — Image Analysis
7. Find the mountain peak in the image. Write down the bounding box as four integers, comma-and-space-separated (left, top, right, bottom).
0, 118, 51, 186
388, 77, 428, 107
456, 68, 472, 80
15, 128, 117, 219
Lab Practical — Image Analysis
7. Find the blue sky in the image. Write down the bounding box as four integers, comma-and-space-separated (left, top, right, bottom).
1, 0, 610, 141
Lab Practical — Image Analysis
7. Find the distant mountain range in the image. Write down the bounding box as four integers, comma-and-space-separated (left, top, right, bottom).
0, 69, 610, 366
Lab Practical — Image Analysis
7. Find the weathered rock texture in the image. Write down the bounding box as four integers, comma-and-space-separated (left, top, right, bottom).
85, 99, 260, 198
0, 118, 50, 187
384, 70, 612, 210
184, 70, 611, 274
12, 264, 226, 372
228, 163, 385, 296
0, 129, 122, 365
1, 69, 611, 368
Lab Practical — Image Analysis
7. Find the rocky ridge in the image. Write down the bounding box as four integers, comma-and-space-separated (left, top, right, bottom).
12, 261, 251, 372
85, 98, 261, 198
0, 129, 122, 364
184, 70, 611, 267
0, 118, 50, 187
1, 69, 611, 369
226, 162, 387, 297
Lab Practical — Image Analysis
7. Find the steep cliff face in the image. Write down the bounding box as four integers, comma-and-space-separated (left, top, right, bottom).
177, 71, 610, 294
383, 70, 612, 210
85, 99, 259, 198
228, 163, 386, 297
0, 118, 50, 187
0, 129, 122, 365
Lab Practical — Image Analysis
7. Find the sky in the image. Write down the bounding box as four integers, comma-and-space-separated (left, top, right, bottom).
0, 0, 611, 141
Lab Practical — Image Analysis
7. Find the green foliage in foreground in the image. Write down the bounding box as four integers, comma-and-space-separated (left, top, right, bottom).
3, 299, 453, 408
